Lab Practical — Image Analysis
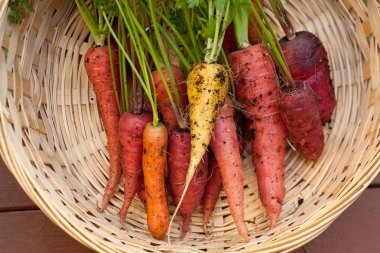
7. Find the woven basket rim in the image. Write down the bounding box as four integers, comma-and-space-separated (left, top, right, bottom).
1, 0, 380, 252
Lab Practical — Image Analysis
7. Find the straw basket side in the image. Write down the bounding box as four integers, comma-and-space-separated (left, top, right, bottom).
1, 0, 380, 252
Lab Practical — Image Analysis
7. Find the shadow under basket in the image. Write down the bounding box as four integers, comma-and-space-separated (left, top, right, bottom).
1, 0, 380, 252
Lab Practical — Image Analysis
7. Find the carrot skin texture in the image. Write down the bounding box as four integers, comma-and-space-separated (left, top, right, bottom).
202, 157, 223, 235
280, 31, 336, 123
142, 123, 170, 240
278, 81, 325, 160
186, 63, 229, 186
152, 65, 188, 131
118, 112, 152, 222
168, 129, 209, 237
84, 46, 122, 212
228, 44, 287, 228
210, 96, 249, 241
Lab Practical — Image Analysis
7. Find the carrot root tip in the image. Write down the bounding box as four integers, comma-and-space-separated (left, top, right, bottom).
203, 222, 209, 236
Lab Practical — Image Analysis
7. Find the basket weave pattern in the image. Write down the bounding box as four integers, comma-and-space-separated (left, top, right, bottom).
1, 0, 380, 252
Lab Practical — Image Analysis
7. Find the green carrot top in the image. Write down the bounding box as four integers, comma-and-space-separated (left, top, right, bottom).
75, 0, 118, 46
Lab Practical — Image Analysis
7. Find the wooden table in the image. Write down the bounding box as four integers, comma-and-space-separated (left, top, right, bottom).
0, 157, 379, 253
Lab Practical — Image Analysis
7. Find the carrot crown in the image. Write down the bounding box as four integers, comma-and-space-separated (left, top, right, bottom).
248, 0, 295, 88
75, 0, 118, 46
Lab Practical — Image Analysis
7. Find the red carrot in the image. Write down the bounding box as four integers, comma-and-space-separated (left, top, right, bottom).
277, 81, 325, 160
209, 96, 249, 241
84, 46, 122, 212
202, 157, 223, 235
280, 31, 336, 123
152, 65, 188, 131
228, 44, 287, 228
168, 128, 209, 238
118, 112, 152, 222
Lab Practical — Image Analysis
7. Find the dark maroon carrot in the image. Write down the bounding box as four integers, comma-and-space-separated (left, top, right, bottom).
118, 112, 152, 222
280, 31, 336, 123
277, 81, 325, 160
202, 157, 223, 235
168, 128, 209, 237
84, 46, 122, 212
267, 0, 336, 123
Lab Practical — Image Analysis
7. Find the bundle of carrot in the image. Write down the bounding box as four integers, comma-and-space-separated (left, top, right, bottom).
106, 0, 175, 240
230, 0, 324, 225
73, 0, 333, 242
160, 1, 256, 242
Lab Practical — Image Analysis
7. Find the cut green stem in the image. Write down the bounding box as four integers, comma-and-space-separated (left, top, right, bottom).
268, 0, 296, 40
249, 0, 295, 88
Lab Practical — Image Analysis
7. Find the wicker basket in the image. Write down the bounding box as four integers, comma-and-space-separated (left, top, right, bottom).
1, 0, 380, 252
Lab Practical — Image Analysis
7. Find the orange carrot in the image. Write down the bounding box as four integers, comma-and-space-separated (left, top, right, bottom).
152, 65, 188, 131
118, 112, 152, 222
142, 123, 170, 240
168, 128, 208, 237
202, 157, 223, 235
228, 44, 287, 228
84, 46, 122, 212
209, 96, 249, 241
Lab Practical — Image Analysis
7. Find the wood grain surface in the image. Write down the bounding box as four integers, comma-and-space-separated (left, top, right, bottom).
0, 158, 379, 253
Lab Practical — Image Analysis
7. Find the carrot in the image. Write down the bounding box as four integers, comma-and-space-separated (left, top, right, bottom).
277, 81, 324, 160
152, 65, 188, 131
168, 128, 209, 237
280, 31, 336, 123
85, 45, 122, 212
142, 123, 170, 240
228, 44, 287, 228
118, 112, 152, 222
202, 157, 223, 235
229, 4, 288, 227
209, 96, 249, 240
268, 0, 336, 123
76, 0, 122, 212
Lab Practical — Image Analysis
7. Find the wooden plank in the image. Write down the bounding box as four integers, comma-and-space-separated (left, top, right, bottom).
370, 172, 380, 186
0, 210, 95, 253
292, 247, 306, 253
303, 188, 380, 253
0, 158, 36, 211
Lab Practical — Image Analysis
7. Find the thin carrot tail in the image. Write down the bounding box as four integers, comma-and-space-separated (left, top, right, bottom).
168, 180, 191, 244
119, 202, 131, 223
237, 219, 250, 242
203, 215, 210, 236
180, 214, 191, 238
268, 211, 280, 229
98, 160, 122, 212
